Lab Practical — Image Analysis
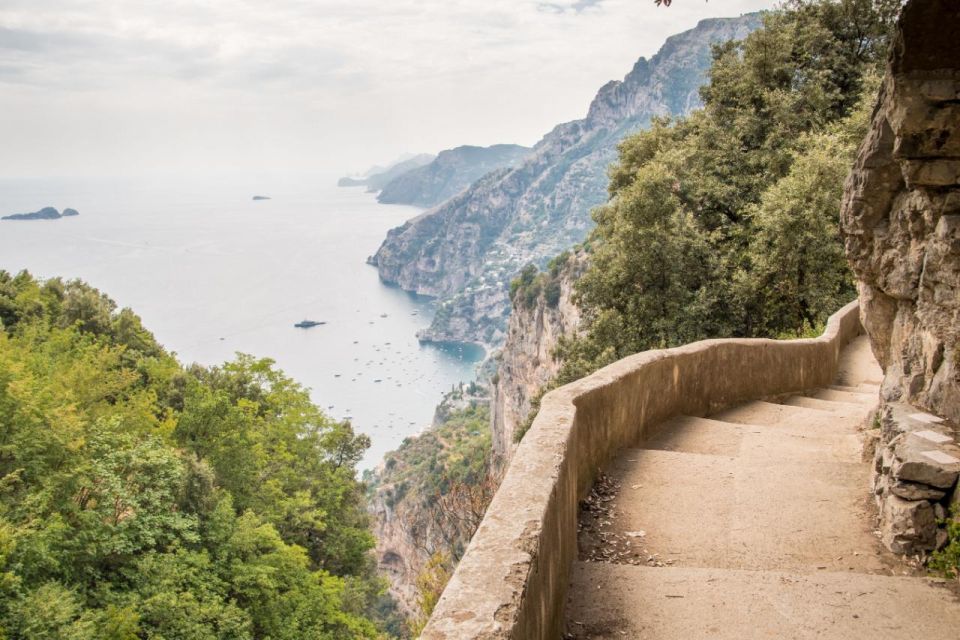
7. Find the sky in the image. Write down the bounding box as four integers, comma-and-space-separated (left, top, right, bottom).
0, 0, 777, 178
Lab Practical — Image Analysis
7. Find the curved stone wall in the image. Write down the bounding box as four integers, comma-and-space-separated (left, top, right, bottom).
422, 300, 863, 639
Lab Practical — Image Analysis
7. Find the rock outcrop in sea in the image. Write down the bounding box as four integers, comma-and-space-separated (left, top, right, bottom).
2, 206, 79, 221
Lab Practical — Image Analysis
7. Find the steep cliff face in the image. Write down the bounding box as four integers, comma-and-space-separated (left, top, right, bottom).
841, 0, 960, 556
371, 14, 762, 345
369, 490, 421, 619
841, 0, 960, 423
368, 390, 492, 621
491, 251, 586, 461
377, 144, 531, 208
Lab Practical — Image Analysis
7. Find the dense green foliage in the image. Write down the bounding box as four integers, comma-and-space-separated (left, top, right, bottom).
930, 506, 960, 579
374, 396, 491, 517
0, 271, 390, 639
551, 0, 897, 384
510, 252, 571, 311
368, 391, 495, 634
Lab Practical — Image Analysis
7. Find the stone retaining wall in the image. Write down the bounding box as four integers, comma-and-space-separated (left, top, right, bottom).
422, 300, 863, 639
871, 403, 959, 554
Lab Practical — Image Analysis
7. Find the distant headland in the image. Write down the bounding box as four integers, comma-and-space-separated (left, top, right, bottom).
2, 206, 79, 221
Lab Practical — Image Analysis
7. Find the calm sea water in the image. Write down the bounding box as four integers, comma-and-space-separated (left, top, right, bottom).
0, 174, 483, 468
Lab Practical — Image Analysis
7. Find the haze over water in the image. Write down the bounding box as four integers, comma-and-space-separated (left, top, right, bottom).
0, 174, 483, 468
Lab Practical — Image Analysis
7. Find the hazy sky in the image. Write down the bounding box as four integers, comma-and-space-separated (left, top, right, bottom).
1, 0, 777, 178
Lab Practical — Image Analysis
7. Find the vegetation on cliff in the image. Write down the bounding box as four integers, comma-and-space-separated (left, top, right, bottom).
0, 271, 393, 639
367, 387, 495, 635
510, 251, 573, 312
376, 399, 491, 518
931, 506, 960, 578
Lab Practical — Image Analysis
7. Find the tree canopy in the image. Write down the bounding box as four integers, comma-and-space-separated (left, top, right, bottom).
547, 0, 899, 383
0, 272, 393, 639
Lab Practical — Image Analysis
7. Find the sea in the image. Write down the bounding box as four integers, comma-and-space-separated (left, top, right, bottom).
0, 173, 484, 469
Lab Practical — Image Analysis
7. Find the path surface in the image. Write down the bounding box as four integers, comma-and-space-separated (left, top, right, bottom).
566, 336, 960, 639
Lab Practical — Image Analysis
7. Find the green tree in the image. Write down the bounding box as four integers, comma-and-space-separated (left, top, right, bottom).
0, 270, 391, 638
550, 0, 894, 385
738, 132, 858, 336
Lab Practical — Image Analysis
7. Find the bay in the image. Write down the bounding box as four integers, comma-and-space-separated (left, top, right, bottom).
0, 173, 483, 469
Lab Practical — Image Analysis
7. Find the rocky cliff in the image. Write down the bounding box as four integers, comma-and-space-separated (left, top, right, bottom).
378, 144, 531, 208
370, 14, 763, 346
841, 0, 960, 556
841, 0, 960, 424
368, 388, 493, 622
491, 251, 585, 462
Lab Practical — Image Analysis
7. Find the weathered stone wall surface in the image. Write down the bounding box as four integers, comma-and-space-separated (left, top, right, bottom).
870, 403, 959, 553
841, 0, 960, 556
841, 0, 960, 424
421, 301, 862, 639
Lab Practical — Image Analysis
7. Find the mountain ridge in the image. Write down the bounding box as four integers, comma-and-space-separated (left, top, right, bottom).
377, 144, 532, 208
370, 13, 764, 346
338, 153, 436, 191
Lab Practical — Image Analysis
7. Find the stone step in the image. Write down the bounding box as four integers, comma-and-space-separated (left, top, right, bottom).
835, 335, 884, 387
829, 384, 878, 396
644, 416, 743, 456
599, 448, 886, 573
566, 336, 943, 639
783, 395, 865, 416
712, 400, 850, 430
812, 387, 879, 406
566, 563, 960, 640
646, 414, 862, 463
710, 401, 864, 461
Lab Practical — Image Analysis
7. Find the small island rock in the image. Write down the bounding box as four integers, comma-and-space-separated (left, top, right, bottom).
2, 206, 79, 221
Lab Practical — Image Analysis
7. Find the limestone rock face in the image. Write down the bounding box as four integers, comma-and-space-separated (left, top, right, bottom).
880, 494, 937, 554
368, 489, 419, 618
841, 0, 960, 423
491, 252, 586, 463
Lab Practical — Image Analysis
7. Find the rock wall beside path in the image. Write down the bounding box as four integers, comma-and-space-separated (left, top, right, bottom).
841, 0, 960, 424
841, 0, 960, 556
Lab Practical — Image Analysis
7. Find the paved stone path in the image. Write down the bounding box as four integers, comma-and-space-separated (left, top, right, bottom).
566, 336, 960, 639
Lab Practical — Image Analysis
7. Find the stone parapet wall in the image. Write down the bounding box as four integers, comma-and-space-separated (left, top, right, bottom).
422, 300, 862, 639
